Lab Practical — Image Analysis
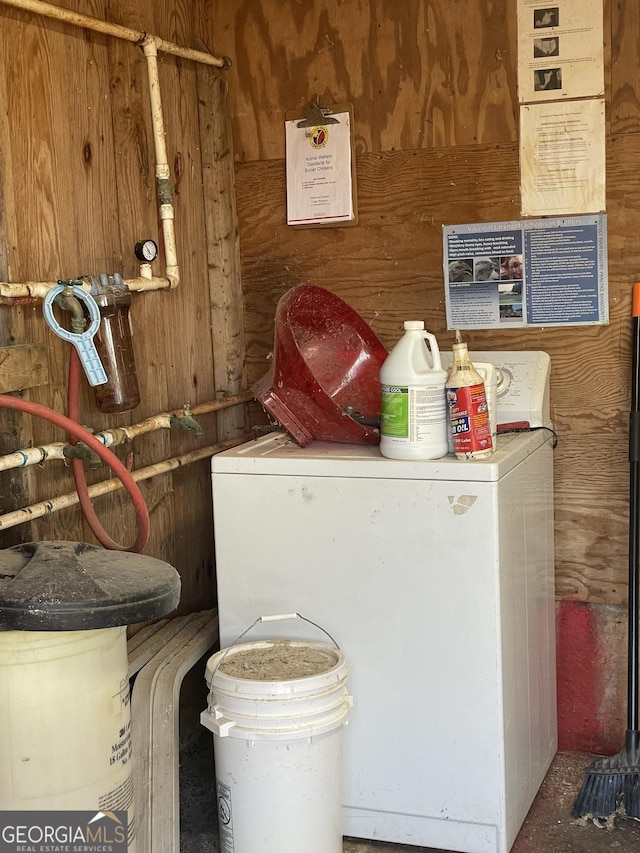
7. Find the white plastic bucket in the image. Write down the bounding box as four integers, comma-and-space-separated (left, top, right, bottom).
200, 638, 351, 853
0, 627, 136, 851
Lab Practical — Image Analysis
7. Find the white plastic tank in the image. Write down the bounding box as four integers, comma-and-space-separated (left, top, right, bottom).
0, 540, 181, 850
0, 627, 135, 828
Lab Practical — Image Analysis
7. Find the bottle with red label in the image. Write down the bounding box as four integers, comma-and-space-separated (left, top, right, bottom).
446, 332, 493, 460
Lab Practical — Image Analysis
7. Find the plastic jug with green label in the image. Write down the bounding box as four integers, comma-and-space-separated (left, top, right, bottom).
379, 321, 448, 460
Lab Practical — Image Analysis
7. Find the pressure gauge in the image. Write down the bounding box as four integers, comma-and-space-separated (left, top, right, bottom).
134, 239, 158, 263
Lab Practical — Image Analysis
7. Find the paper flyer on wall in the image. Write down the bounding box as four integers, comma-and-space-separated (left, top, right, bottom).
285, 111, 354, 226
443, 215, 608, 331
516, 0, 604, 102
520, 98, 606, 216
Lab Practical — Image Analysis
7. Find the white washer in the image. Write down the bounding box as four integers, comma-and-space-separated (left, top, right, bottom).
210, 351, 557, 853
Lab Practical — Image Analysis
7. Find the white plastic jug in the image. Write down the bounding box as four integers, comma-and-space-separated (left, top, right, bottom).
380, 321, 448, 460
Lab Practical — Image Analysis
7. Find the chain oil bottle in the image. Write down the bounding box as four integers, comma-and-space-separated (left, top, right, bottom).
446, 332, 493, 460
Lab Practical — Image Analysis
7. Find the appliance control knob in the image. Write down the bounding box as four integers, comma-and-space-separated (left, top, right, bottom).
495, 367, 513, 397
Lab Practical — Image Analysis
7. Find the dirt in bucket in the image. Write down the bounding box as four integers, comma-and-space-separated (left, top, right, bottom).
218, 640, 337, 681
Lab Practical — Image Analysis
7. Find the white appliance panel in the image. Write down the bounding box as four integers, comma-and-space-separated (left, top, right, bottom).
211, 433, 557, 853
211, 429, 550, 481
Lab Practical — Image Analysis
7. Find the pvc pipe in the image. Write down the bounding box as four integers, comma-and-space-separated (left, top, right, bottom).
142, 37, 179, 289
0, 443, 67, 470
0, 280, 62, 300
0, 276, 183, 299
0, 391, 253, 472
0, 435, 251, 533
0, 0, 228, 67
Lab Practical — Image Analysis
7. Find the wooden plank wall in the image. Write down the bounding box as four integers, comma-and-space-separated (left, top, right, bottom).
211, 0, 640, 751
0, 1, 245, 614
0, 0, 637, 750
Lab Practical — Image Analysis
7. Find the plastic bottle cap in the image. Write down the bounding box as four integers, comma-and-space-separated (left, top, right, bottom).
403, 321, 425, 330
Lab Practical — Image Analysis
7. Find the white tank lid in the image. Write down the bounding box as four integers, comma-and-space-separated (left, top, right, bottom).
403, 320, 425, 330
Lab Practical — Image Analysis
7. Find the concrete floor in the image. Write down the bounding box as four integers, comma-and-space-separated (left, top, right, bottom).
179, 738, 640, 852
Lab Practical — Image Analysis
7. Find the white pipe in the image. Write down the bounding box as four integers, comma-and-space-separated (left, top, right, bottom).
0, 443, 66, 469
0, 435, 252, 533
0, 276, 179, 300
0, 0, 227, 67
0, 392, 254, 472
142, 37, 179, 289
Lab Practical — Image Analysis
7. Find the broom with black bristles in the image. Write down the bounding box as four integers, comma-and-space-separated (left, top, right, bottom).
572, 282, 640, 820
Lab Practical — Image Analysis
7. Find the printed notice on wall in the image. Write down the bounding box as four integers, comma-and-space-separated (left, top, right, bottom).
442, 215, 608, 331
520, 99, 606, 216
285, 111, 354, 227
516, 0, 604, 102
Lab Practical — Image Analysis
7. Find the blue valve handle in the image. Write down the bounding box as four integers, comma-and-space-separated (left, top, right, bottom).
43, 284, 108, 387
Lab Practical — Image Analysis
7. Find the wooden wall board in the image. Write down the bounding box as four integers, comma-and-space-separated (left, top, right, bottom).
0, 56, 34, 544
151, 0, 219, 610
235, 131, 640, 607
197, 64, 247, 441
0, 1, 230, 607
105, 0, 175, 562
218, 0, 630, 748
211, 0, 520, 162
0, 344, 49, 392
48, 7, 131, 550
556, 600, 627, 754
236, 142, 522, 375
611, 0, 640, 134
0, 4, 109, 544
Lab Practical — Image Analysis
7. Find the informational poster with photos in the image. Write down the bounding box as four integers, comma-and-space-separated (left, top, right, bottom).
443, 215, 608, 330
517, 0, 604, 102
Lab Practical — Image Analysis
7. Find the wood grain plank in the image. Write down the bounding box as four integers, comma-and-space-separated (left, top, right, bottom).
107, 0, 176, 561
149, 0, 219, 609
0, 345, 49, 392
1, 4, 99, 544
0, 45, 35, 545
211, 0, 518, 162
197, 63, 247, 440
611, 0, 640, 134
235, 132, 640, 606
0, 1, 227, 591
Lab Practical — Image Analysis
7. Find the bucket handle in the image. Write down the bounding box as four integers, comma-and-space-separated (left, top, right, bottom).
210, 612, 340, 681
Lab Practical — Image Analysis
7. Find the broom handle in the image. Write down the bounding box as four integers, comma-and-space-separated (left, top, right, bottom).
629, 283, 640, 730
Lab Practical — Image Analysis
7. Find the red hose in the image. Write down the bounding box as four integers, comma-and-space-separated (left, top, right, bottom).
0, 362, 150, 551
66, 347, 149, 551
